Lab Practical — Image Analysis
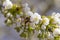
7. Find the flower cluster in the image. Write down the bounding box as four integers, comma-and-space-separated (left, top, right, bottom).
1, 0, 60, 40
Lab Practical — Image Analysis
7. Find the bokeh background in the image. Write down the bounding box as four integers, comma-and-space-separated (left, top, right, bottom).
0, 0, 60, 40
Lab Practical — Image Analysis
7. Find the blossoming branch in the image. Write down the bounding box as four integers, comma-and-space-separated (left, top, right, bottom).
0, 0, 60, 40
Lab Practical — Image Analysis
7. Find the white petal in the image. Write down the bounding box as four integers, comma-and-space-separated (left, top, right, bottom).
3, 0, 13, 9
42, 17, 49, 25
53, 28, 60, 36
30, 12, 42, 24
41, 25, 46, 30
23, 7, 30, 13
26, 11, 33, 16
7, 13, 12, 17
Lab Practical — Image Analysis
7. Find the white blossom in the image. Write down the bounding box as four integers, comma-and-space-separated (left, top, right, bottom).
25, 11, 33, 16
7, 12, 13, 17
39, 30, 42, 34
22, 3, 29, 7
42, 17, 49, 25
23, 6, 33, 16
51, 12, 60, 24
23, 3, 30, 13
41, 25, 46, 30
30, 13, 42, 24
52, 12, 60, 18
7, 19, 11, 24
3, 0, 13, 9
23, 6, 30, 13
52, 17, 60, 24
55, 13, 60, 18
51, 12, 57, 17
22, 3, 34, 17
53, 28, 60, 36
48, 32, 54, 40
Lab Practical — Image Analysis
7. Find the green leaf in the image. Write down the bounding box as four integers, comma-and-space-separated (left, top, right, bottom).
28, 27, 34, 33
20, 32, 28, 38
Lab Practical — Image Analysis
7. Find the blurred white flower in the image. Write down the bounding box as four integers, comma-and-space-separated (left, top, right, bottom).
41, 25, 46, 30
51, 12, 56, 16
7, 19, 11, 24
48, 32, 54, 40
53, 28, 60, 36
23, 3, 30, 13
51, 12, 60, 24
3, 0, 13, 9
7, 12, 13, 17
23, 5, 33, 16
30, 13, 42, 24
22, 3, 29, 7
55, 13, 60, 18
52, 12, 60, 18
52, 17, 60, 24
22, 3, 34, 17
39, 30, 42, 34
23, 6, 30, 13
42, 17, 49, 25
26, 11, 33, 16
